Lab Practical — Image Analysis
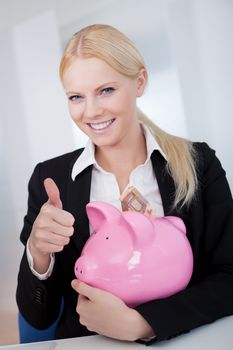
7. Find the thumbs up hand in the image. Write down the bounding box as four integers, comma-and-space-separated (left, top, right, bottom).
44, 178, 63, 209
28, 178, 75, 274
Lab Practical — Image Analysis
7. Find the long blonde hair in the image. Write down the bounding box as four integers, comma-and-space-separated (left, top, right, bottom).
60, 24, 198, 208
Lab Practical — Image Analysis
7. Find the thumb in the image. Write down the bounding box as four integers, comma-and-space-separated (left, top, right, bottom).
44, 178, 63, 209
71, 280, 100, 301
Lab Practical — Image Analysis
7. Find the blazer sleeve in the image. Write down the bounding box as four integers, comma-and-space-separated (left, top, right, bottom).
16, 163, 62, 329
135, 142, 233, 342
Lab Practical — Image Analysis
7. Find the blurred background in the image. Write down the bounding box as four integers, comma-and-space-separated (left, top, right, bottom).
0, 0, 232, 345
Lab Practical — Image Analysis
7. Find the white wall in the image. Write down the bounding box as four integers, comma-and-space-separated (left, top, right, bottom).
0, 0, 232, 341
0, 11, 77, 314
166, 0, 233, 187
193, 0, 233, 187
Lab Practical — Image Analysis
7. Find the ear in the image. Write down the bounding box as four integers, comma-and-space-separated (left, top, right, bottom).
123, 211, 155, 248
86, 201, 122, 232
136, 68, 147, 97
165, 216, 186, 235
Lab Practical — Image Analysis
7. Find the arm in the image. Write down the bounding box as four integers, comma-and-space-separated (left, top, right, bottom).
16, 164, 72, 329
135, 142, 233, 342
71, 280, 155, 341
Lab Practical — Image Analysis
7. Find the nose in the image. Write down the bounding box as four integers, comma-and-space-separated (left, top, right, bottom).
84, 97, 102, 120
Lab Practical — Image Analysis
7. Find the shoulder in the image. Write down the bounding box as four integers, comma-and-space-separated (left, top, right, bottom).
192, 141, 225, 175
39, 148, 84, 170
30, 148, 85, 188
192, 142, 232, 201
193, 141, 216, 162
36, 148, 84, 175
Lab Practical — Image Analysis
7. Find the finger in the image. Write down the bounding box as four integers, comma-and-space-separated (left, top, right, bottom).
72, 280, 91, 301
41, 230, 71, 247
78, 294, 89, 302
30, 235, 67, 254
36, 242, 66, 254
49, 221, 74, 237
36, 215, 74, 237
44, 178, 63, 209
71, 280, 101, 300
41, 203, 75, 227
71, 279, 80, 292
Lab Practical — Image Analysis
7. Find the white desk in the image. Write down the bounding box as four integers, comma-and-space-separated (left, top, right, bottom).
1, 316, 233, 350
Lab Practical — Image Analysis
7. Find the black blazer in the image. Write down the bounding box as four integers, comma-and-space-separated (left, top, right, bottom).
16, 142, 233, 343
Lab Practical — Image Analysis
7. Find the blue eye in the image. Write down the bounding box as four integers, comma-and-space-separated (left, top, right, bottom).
101, 87, 114, 95
69, 95, 82, 102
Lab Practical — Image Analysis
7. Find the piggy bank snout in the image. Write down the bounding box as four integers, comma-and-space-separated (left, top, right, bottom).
74, 256, 97, 283
75, 257, 87, 278
74, 257, 84, 278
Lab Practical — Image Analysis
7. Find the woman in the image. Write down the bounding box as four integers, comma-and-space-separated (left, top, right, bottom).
16, 24, 233, 344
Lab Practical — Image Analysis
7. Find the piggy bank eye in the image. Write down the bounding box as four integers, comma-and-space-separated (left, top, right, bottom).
105, 236, 109, 240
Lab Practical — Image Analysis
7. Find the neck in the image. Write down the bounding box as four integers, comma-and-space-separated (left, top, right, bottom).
95, 124, 147, 175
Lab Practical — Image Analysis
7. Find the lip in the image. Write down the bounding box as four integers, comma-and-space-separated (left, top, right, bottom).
87, 118, 115, 133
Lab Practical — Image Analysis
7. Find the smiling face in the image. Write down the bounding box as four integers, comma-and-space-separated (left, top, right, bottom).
62, 57, 146, 149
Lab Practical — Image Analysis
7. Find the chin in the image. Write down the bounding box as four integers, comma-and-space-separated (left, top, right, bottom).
92, 139, 115, 148
92, 135, 120, 148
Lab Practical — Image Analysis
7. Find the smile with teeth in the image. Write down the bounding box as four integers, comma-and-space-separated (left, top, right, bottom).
88, 119, 115, 130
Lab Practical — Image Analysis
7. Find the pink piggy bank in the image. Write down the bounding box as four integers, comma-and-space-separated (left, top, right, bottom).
74, 201, 193, 307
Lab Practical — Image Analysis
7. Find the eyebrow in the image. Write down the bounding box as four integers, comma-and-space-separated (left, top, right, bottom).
66, 81, 118, 96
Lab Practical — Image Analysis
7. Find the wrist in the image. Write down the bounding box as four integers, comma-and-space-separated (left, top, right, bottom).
127, 308, 155, 341
28, 239, 51, 274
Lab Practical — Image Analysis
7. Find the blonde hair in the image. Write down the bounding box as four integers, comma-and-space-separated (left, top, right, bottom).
60, 24, 145, 80
60, 24, 198, 208
137, 109, 198, 208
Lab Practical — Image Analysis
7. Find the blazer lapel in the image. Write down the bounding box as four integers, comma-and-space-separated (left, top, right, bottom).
66, 149, 180, 253
151, 150, 179, 217
66, 165, 93, 252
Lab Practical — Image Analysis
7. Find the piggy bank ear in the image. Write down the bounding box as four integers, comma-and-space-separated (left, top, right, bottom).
123, 211, 155, 248
165, 216, 186, 235
86, 201, 122, 231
